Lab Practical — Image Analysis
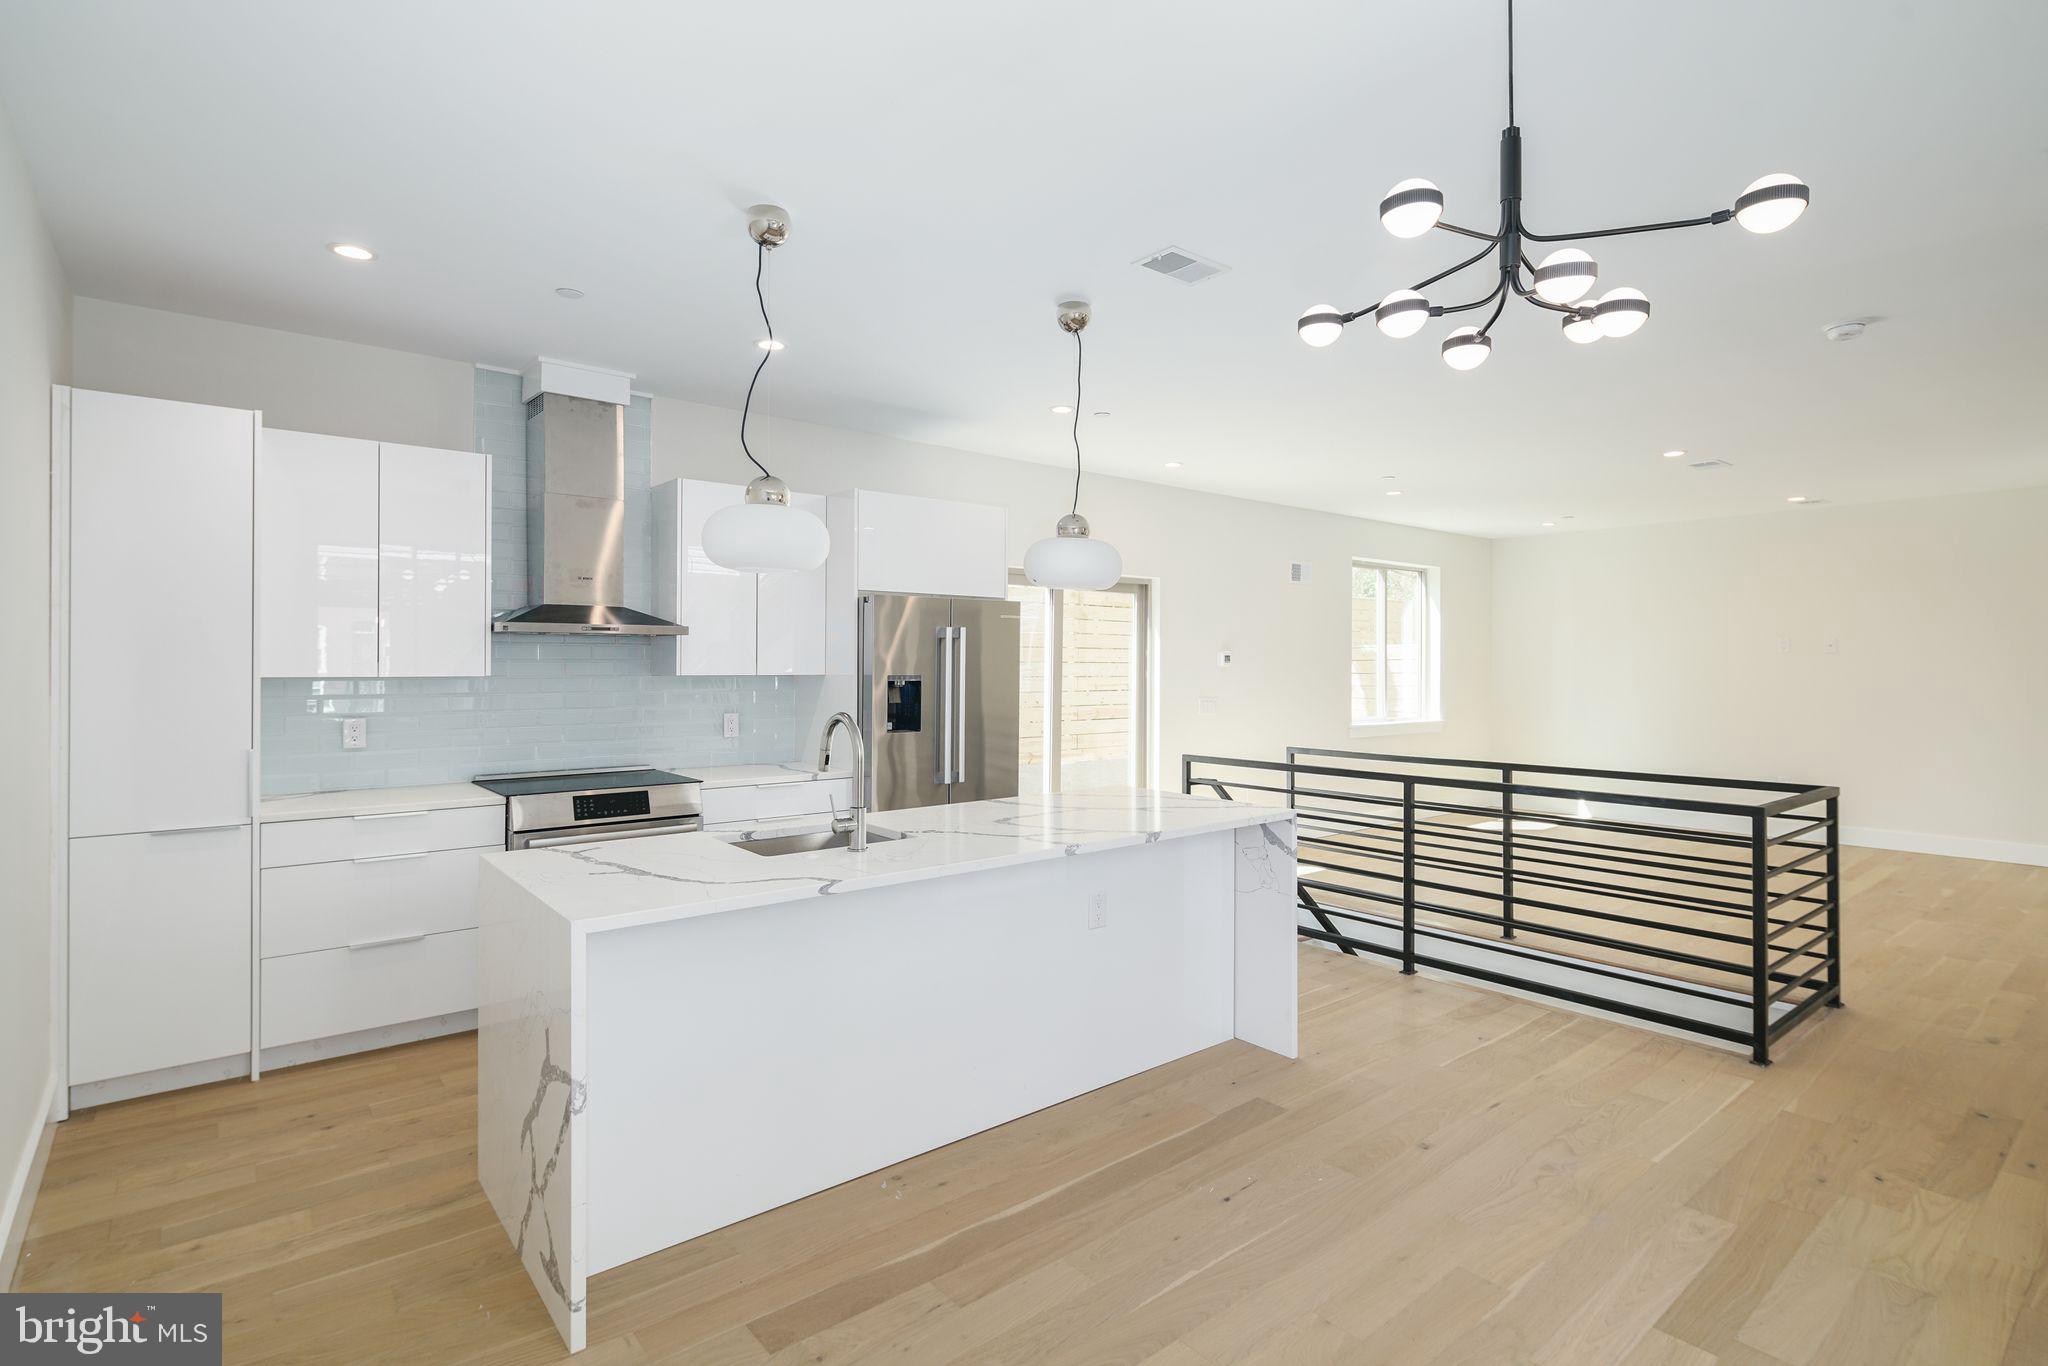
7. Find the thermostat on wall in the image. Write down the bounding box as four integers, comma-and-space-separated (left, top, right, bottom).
1217, 650, 1233, 667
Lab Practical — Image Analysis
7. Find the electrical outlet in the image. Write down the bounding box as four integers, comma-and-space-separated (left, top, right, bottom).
340, 717, 368, 750
1087, 892, 1108, 931
722, 711, 740, 739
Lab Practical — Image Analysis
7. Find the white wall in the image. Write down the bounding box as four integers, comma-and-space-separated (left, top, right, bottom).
1490, 488, 2048, 863
0, 94, 68, 1281
651, 398, 1494, 784
71, 298, 473, 449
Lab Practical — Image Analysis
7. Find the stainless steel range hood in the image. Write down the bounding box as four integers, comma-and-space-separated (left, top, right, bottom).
492, 391, 686, 636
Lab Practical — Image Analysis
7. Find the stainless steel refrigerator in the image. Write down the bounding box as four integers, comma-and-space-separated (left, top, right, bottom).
859, 593, 1021, 813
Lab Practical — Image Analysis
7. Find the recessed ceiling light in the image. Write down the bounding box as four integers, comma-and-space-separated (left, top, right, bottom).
555, 286, 584, 299
1786, 495, 1813, 504
1050, 404, 1074, 415
756, 338, 785, 351
1163, 461, 1183, 469
1092, 410, 1111, 417
327, 242, 375, 261
1823, 321, 1867, 342
1540, 521, 1556, 527
1385, 490, 1404, 497
1661, 449, 1686, 459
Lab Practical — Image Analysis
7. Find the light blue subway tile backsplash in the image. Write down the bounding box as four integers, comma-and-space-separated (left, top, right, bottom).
259, 369, 816, 796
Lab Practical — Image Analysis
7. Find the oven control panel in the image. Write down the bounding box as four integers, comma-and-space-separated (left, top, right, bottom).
573, 790, 653, 822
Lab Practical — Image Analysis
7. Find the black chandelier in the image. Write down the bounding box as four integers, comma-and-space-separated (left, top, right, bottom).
1297, 0, 1809, 370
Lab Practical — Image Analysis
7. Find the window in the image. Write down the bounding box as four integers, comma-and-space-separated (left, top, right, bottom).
1351, 560, 1436, 728
1009, 574, 1151, 794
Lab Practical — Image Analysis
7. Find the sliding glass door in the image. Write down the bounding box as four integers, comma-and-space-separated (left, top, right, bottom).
1009, 575, 1150, 795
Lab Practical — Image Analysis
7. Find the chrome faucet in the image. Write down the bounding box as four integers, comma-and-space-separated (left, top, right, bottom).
819, 711, 868, 852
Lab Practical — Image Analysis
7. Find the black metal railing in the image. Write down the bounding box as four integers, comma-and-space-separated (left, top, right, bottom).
1183, 748, 1842, 1064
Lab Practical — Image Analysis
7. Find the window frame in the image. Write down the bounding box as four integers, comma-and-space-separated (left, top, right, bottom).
1349, 557, 1443, 737
1008, 572, 1152, 794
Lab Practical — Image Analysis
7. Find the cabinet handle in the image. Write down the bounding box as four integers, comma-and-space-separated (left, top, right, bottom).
148, 823, 244, 836
353, 851, 432, 865
353, 810, 430, 821
347, 932, 428, 951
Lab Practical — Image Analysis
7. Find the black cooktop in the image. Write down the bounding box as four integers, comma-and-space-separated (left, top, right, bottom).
471, 767, 696, 798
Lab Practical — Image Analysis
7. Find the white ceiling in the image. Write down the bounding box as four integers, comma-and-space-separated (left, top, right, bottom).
5, 0, 2046, 538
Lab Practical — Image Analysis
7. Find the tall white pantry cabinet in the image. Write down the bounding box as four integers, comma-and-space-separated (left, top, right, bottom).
58, 389, 259, 1102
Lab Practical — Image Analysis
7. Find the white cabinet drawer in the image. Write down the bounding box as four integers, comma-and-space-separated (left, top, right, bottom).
697, 786, 755, 827
262, 847, 485, 958
261, 929, 477, 1049
69, 827, 252, 1085
757, 779, 852, 821
261, 805, 502, 867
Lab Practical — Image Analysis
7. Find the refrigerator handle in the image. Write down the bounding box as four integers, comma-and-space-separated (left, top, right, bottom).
935, 625, 954, 787
953, 624, 969, 784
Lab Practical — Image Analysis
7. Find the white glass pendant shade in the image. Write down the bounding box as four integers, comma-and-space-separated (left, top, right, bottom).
1374, 289, 1431, 338
1561, 311, 1602, 344
1297, 304, 1345, 347
1379, 178, 1444, 238
1734, 173, 1809, 234
702, 476, 830, 572
1024, 514, 1121, 590
1533, 248, 1598, 303
1440, 326, 1491, 370
1593, 287, 1650, 338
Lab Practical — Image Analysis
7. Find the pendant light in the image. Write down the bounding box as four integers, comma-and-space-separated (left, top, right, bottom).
1024, 300, 1122, 592
1292, 0, 1807, 367
701, 204, 831, 573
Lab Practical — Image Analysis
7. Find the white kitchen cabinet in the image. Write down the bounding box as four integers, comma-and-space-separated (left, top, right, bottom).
756, 491, 829, 674
378, 442, 491, 677
262, 930, 478, 1049
698, 777, 854, 829
68, 827, 252, 1085
654, 478, 827, 676
257, 428, 380, 678
851, 489, 1007, 599
67, 389, 256, 837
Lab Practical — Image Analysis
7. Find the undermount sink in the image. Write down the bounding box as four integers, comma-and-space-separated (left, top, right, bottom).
732, 828, 902, 857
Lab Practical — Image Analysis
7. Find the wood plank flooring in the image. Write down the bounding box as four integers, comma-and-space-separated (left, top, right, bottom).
17, 845, 2048, 1364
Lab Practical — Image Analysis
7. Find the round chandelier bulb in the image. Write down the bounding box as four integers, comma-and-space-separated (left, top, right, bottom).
1533, 248, 1598, 304
1379, 178, 1444, 239
1734, 173, 1809, 234
1024, 515, 1122, 590
1561, 311, 1602, 344
1440, 326, 1491, 371
702, 479, 831, 572
1593, 287, 1651, 338
1374, 290, 1431, 339
1296, 304, 1345, 348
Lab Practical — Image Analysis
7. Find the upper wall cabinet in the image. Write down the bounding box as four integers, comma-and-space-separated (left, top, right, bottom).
378, 443, 492, 677
653, 478, 827, 677
849, 490, 1006, 599
259, 433, 491, 678
68, 389, 256, 837
258, 429, 379, 677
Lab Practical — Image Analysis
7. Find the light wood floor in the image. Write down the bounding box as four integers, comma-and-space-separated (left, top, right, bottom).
17, 845, 2048, 1365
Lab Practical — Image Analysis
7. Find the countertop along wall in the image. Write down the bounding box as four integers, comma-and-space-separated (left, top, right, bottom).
1489, 487, 2048, 863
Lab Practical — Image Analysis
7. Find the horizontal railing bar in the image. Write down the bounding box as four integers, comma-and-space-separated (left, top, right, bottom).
1766, 817, 1832, 847
1768, 955, 1834, 1005
1290, 783, 1765, 852
1768, 845, 1830, 878
1764, 873, 1831, 913
1300, 815, 1764, 890
1402, 952, 1758, 1045
1767, 982, 1841, 1036
1188, 754, 1789, 817
1764, 898, 1835, 943
1313, 907, 1757, 1006
1284, 745, 1831, 799
1768, 926, 1834, 975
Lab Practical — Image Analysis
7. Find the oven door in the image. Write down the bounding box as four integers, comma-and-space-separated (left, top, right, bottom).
510, 815, 703, 851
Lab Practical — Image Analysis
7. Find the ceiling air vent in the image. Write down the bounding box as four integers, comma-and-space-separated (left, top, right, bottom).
1688, 457, 1735, 470
1289, 561, 1311, 584
1135, 246, 1230, 284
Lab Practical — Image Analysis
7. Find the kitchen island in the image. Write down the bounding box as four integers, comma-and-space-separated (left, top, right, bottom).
475, 790, 1298, 1351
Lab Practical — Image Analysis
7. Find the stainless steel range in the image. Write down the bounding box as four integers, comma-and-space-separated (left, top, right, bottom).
473, 766, 702, 850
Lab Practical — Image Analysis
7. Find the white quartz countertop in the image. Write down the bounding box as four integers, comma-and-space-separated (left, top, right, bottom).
480, 790, 1295, 935
259, 782, 502, 823
259, 763, 850, 823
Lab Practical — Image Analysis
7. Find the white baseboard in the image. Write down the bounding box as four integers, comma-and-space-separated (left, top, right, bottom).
2, 1068, 58, 1290
1842, 826, 2048, 868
